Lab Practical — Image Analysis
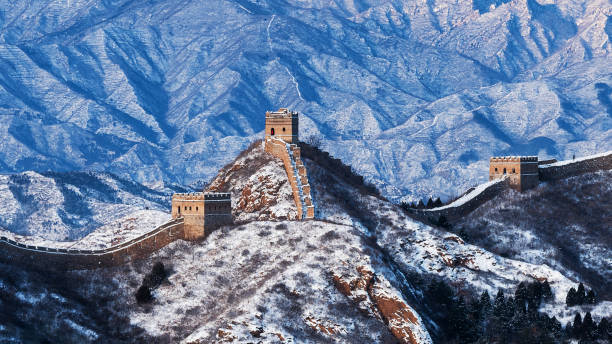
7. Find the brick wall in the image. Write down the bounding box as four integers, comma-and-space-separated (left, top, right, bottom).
413, 179, 508, 222
265, 138, 315, 219
539, 153, 612, 181
0, 218, 185, 271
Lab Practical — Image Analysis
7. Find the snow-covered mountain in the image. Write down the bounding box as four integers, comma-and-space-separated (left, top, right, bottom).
2, 141, 610, 343
0, 171, 176, 240
1, 0, 610, 200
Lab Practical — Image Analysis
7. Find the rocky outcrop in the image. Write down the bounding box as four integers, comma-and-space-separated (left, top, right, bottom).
332, 266, 432, 344
207, 141, 298, 221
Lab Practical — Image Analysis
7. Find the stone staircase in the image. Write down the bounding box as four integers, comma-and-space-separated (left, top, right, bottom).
287, 143, 315, 219
265, 138, 315, 219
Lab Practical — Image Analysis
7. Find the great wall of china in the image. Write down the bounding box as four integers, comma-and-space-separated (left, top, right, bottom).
1, 101, 609, 272
264, 138, 315, 219
0, 109, 316, 271
0, 218, 184, 270
415, 151, 612, 222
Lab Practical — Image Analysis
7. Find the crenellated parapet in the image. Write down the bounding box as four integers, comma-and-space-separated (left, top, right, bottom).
264, 126, 315, 219
489, 156, 539, 191
0, 218, 185, 271
171, 192, 232, 240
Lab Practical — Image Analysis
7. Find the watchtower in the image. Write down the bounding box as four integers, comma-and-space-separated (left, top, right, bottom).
489, 156, 539, 191
265, 108, 299, 143
171, 192, 232, 240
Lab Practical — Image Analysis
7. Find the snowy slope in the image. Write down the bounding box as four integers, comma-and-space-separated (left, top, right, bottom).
454, 170, 612, 299
2, 143, 611, 342
206, 140, 298, 222
0, 0, 610, 201
0, 171, 173, 240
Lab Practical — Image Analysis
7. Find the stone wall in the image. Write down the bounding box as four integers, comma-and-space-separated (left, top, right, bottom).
265, 138, 314, 219
539, 152, 612, 181
489, 156, 539, 191
265, 108, 299, 143
412, 179, 508, 223
0, 218, 184, 271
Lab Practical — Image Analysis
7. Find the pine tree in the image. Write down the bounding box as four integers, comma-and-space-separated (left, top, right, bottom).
493, 290, 506, 317
451, 296, 476, 342
572, 313, 582, 339
549, 316, 562, 338
582, 312, 595, 340
566, 287, 577, 306
433, 197, 442, 207
586, 289, 596, 304
565, 322, 573, 338
480, 290, 491, 315
576, 283, 586, 305
135, 285, 152, 304
417, 199, 425, 209
515, 282, 528, 313
426, 197, 434, 208
598, 317, 610, 340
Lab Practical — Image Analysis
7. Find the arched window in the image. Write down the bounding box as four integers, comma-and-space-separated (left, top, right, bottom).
503, 168, 507, 174
189, 206, 192, 211
512, 168, 516, 174
196, 206, 198, 211
178, 207, 181, 214
495, 167, 498, 172
282, 127, 286, 132
184, 206, 187, 210
271, 128, 275, 135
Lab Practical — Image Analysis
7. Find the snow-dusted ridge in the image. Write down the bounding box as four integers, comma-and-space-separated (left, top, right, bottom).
0, 0, 610, 202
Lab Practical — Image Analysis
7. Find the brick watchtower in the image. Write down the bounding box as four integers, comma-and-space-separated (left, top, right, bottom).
171, 192, 232, 240
265, 108, 299, 143
489, 156, 539, 191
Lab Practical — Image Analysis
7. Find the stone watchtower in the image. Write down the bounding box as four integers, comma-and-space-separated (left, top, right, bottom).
265, 108, 299, 143
171, 192, 232, 240
489, 156, 539, 191
264, 108, 314, 219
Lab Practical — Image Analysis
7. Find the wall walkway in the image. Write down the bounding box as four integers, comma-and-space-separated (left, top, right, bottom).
413, 151, 611, 223
265, 138, 315, 219
0, 218, 184, 271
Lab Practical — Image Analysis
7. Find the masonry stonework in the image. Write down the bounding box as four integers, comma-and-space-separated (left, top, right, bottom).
265, 108, 299, 143
489, 156, 539, 191
264, 109, 315, 219
171, 192, 232, 240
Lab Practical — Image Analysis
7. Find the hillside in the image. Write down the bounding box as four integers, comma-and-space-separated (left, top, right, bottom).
2, 144, 610, 343
0, 0, 610, 201
452, 170, 612, 299
0, 171, 179, 241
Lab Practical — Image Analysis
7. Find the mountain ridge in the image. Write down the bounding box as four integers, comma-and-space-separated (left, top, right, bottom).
0, 0, 610, 201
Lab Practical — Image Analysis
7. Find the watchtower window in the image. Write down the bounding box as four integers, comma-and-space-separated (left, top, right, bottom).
503, 168, 507, 174
178, 207, 181, 214
184, 206, 187, 210
512, 168, 516, 173
271, 128, 275, 135
282, 127, 286, 132
495, 167, 498, 172
196, 206, 198, 211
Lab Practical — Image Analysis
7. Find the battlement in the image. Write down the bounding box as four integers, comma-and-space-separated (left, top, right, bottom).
489, 155, 539, 191
490, 156, 538, 163
265, 108, 299, 143
171, 191, 232, 240
172, 193, 204, 200
204, 192, 231, 200
266, 108, 298, 118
